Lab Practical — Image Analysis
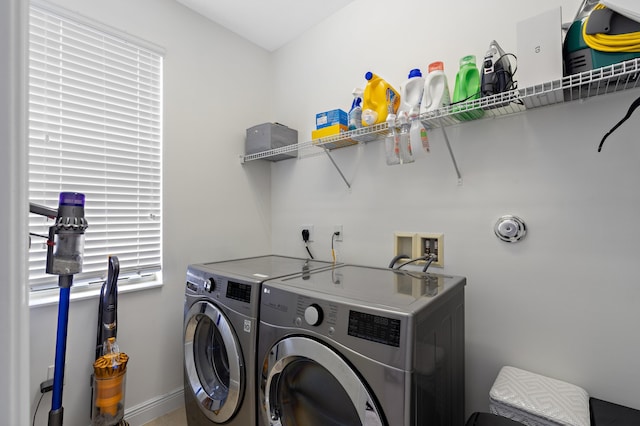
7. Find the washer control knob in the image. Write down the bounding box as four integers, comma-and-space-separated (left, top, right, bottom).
304, 304, 323, 326
204, 277, 215, 292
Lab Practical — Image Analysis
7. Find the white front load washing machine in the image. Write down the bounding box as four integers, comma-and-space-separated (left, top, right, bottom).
258, 264, 466, 426
184, 255, 334, 426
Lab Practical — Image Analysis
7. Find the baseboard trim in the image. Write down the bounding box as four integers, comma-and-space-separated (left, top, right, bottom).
124, 387, 184, 426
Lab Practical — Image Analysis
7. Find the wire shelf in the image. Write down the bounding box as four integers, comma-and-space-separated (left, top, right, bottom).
419, 90, 525, 130
240, 58, 640, 163
562, 57, 640, 101
241, 122, 388, 162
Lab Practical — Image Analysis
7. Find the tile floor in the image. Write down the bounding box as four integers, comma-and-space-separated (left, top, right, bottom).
141, 405, 187, 426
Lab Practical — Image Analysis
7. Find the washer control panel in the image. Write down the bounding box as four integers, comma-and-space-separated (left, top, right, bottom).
303, 304, 323, 326
347, 310, 401, 347
261, 284, 409, 367
204, 277, 216, 292
295, 296, 338, 329
186, 265, 259, 317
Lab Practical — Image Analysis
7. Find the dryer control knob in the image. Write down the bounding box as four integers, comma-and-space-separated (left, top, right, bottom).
304, 304, 323, 326
204, 277, 216, 292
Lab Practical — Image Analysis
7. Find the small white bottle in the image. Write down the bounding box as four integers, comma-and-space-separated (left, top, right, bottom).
397, 111, 414, 164
398, 68, 425, 115
384, 114, 400, 166
420, 61, 451, 115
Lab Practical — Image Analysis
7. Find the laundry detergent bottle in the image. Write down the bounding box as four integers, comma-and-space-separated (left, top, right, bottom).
452, 55, 484, 121
398, 68, 424, 116
421, 61, 451, 114
362, 72, 400, 127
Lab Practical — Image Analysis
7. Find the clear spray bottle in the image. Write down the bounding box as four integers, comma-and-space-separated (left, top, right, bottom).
397, 111, 414, 164
385, 114, 400, 166
349, 88, 363, 131
350, 88, 375, 143
409, 105, 429, 157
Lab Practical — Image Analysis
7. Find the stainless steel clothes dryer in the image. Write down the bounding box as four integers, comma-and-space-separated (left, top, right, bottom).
258, 265, 466, 426
184, 255, 334, 426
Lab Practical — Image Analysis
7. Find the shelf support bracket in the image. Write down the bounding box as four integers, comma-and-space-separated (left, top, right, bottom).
323, 147, 351, 189
439, 118, 462, 185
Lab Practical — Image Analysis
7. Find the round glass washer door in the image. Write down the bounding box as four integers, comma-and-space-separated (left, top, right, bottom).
263, 336, 385, 426
184, 300, 244, 423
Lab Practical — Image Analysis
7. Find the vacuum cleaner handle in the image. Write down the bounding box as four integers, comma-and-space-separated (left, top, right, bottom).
103, 256, 119, 337
95, 256, 120, 360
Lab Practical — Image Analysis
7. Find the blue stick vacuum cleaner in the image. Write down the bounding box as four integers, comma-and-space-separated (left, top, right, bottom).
30, 192, 88, 426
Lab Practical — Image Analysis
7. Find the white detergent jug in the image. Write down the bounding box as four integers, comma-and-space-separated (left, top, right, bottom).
398, 68, 425, 116
420, 61, 451, 115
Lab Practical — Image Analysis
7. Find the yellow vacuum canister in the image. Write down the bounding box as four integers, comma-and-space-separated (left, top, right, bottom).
92, 337, 129, 426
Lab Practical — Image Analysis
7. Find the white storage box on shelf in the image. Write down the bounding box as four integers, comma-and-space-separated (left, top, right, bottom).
489, 366, 591, 426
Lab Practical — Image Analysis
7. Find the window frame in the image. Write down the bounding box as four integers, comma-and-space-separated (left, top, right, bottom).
27, 0, 165, 304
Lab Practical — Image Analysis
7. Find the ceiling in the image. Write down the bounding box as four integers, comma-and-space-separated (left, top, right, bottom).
176, 0, 354, 52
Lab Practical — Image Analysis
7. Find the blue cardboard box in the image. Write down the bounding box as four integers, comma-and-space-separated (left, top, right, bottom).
316, 109, 348, 129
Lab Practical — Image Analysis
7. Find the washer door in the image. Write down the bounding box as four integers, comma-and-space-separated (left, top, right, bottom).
263, 336, 385, 426
184, 300, 244, 423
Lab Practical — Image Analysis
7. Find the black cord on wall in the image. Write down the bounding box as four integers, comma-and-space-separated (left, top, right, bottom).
598, 95, 640, 152
331, 231, 340, 263
301, 229, 314, 259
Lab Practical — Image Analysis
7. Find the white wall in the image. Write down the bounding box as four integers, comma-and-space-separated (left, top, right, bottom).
20, 0, 640, 423
1, 0, 30, 424
269, 0, 640, 416
28, 1, 274, 424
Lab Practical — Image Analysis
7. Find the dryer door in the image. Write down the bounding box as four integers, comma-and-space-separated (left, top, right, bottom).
263, 336, 385, 426
184, 300, 244, 423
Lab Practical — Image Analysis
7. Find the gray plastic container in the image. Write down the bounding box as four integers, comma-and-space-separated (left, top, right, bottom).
245, 122, 298, 161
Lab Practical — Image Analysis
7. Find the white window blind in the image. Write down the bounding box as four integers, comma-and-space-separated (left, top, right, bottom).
28, 4, 163, 291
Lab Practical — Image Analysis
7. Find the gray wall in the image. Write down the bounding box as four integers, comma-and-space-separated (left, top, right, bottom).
268, 0, 640, 415
28, 0, 274, 424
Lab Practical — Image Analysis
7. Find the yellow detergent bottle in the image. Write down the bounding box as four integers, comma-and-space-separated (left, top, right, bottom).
362, 71, 400, 126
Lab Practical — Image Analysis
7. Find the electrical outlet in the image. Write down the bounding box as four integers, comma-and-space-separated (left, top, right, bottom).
333, 225, 343, 241
46, 364, 65, 385
300, 225, 314, 242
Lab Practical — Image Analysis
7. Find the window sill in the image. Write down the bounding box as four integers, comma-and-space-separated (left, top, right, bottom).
28, 273, 163, 308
